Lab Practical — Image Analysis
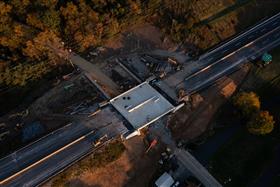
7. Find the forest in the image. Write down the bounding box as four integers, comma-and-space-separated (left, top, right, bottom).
1, 0, 280, 89
0, 0, 145, 87
0, 0, 243, 88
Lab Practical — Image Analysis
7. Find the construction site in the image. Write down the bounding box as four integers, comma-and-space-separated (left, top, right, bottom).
0, 37, 211, 186
1, 8, 280, 186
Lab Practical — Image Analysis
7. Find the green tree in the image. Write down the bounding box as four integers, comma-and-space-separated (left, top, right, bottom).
233, 92, 261, 117
247, 111, 275, 135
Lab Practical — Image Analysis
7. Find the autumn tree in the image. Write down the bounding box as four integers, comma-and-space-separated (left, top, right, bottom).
128, 0, 142, 15
247, 111, 275, 135
0, 2, 31, 55
23, 30, 68, 64
233, 92, 261, 117
36, 0, 58, 8
26, 0, 60, 32
0, 62, 50, 86
10, 0, 30, 16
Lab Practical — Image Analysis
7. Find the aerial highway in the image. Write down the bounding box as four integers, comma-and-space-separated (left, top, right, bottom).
2, 131, 96, 187
0, 107, 127, 186
181, 24, 280, 94
175, 149, 222, 187
158, 12, 280, 99
0, 123, 90, 180
1, 12, 280, 187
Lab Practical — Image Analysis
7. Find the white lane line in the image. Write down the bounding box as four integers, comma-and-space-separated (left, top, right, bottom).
244, 41, 254, 47
185, 26, 280, 82
0, 131, 94, 185
248, 35, 254, 39
222, 49, 229, 53
235, 42, 241, 47
199, 12, 280, 60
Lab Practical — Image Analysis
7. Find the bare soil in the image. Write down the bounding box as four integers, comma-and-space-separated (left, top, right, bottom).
168, 65, 250, 141
104, 23, 176, 55
64, 136, 164, 187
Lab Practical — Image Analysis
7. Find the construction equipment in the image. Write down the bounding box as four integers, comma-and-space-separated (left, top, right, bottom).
92, 134, 108, 147
145, 138, 158, 154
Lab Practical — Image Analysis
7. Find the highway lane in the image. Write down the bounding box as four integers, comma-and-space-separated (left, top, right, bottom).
181, 25, 280, 94
1, 12, 280, 187
175, 149, 222, 187
2, 132, 96, 187
161, 12, 280, 91
0, 113, 127, 187
0, 122, 92, 180
0, 107, 127, 186
198, 12, 280, 63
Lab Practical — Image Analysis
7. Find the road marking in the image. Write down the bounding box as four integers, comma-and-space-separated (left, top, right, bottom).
207, 57, 213, 62
222, 49, 229, 53
199, 12, 280, 60
261, 28, 266, 32
234, 42, 241, 47
0, 131, 94, 185
221, 52, 236, 60
185, 26, 280, 82
244, 41, 254, 47
248, 35, 254, 39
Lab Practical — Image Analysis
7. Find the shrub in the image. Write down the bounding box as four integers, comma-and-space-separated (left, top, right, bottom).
247, 110, 275, 135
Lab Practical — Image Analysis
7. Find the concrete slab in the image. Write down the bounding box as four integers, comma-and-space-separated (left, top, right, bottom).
110, 82, 175, 130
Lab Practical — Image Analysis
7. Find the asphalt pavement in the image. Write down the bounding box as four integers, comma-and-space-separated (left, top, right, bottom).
1, 11, 280, 187
0, 107, 127, 186
157, 12, 280, 100
181, 25, 280, 94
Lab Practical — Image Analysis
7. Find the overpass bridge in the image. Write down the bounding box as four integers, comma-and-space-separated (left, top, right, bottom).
1, 12, 280, 187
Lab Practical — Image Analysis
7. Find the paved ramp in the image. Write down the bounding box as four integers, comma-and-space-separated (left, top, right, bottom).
175, 149, 222, 187
70, 54, 120, 97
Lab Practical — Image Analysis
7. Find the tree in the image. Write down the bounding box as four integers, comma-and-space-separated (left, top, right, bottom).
0, 2, 30, 52
42, 9, 61, 32
0, 62, 50, 86
36, 0, 58, 9
24, 0, 60, 32
23, 30, 67, 64
10, 0, 30, 16
247, 111, 275, 135
60, 1, 101, 51
128, 0, 142, 15
26, 13, 42, 30
233, 92, 261, 117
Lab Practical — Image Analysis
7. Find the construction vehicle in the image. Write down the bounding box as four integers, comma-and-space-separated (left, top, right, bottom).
92, 134, 108, 147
